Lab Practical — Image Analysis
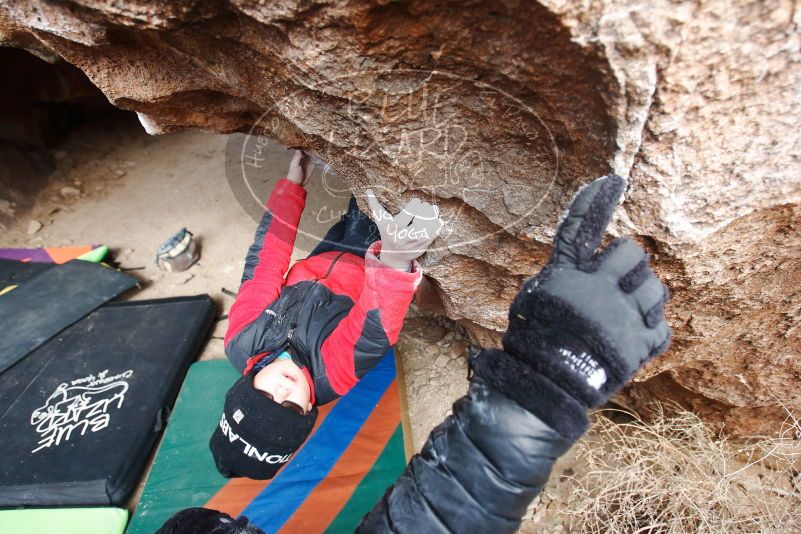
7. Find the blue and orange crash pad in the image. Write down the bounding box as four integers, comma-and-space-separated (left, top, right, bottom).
127, 353, 408, 534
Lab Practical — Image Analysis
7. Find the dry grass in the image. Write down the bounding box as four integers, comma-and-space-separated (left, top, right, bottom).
561, 403, 801, 533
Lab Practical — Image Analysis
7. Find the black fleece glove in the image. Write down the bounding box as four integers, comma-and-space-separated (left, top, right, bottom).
473, 174, 671, 440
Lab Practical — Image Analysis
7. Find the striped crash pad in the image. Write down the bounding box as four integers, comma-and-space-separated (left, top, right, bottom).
0, 245, 109, 264
127, 352, 407, 534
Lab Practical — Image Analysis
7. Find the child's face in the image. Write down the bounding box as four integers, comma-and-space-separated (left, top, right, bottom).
253, 358, 312, 415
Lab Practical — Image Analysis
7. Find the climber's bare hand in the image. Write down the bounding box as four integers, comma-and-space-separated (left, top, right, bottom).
286, 149, 316, 187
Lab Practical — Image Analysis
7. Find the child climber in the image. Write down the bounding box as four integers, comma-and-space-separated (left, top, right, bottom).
160, 173, 671, 534
209, 150, 442, 479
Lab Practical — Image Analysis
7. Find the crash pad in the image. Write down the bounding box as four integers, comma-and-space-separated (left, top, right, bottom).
0, 507, 128, 534
0, 259, 54, 290
0, 295, 216, 507
127, 352, 407, 534
0, 260, 137, 375
0, 245, 109, 296
0, 244, 108, 264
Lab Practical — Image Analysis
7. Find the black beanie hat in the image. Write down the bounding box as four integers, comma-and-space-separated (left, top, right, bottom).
209, 373, 317, 480
155, 507, 265, 534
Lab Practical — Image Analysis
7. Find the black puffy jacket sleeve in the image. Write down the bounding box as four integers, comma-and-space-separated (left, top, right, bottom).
357, 372, 574, 533
358, 175, 671, 533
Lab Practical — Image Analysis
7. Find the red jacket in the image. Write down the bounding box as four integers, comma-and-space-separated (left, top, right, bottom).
224, 179, 421, 404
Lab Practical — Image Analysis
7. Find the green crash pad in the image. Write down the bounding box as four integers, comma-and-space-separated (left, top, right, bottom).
127, 360, 238, 534
129, 355, 407, 534
0, 507, 128, 534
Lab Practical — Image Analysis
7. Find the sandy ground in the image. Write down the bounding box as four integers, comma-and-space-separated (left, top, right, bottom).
2, 113, 350, 361
1, 112, 573, 532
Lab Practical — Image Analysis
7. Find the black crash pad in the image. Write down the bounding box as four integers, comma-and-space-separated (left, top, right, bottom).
0, 259, 55, 289
0, 295, 216, 507
0, 260, 137, 374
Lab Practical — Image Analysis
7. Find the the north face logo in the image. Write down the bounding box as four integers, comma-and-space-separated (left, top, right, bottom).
558, 347, 607, 390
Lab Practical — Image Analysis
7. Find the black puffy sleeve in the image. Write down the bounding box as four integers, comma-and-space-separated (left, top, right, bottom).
357, 373, 574, 533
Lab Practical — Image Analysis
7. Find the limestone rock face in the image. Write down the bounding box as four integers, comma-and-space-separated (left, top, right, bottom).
2, 0, 799, 436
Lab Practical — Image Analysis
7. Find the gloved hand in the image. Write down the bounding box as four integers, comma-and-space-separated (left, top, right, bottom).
366, 189, 443, 271
472, 174, 671, 439
286, 149, 316, 187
